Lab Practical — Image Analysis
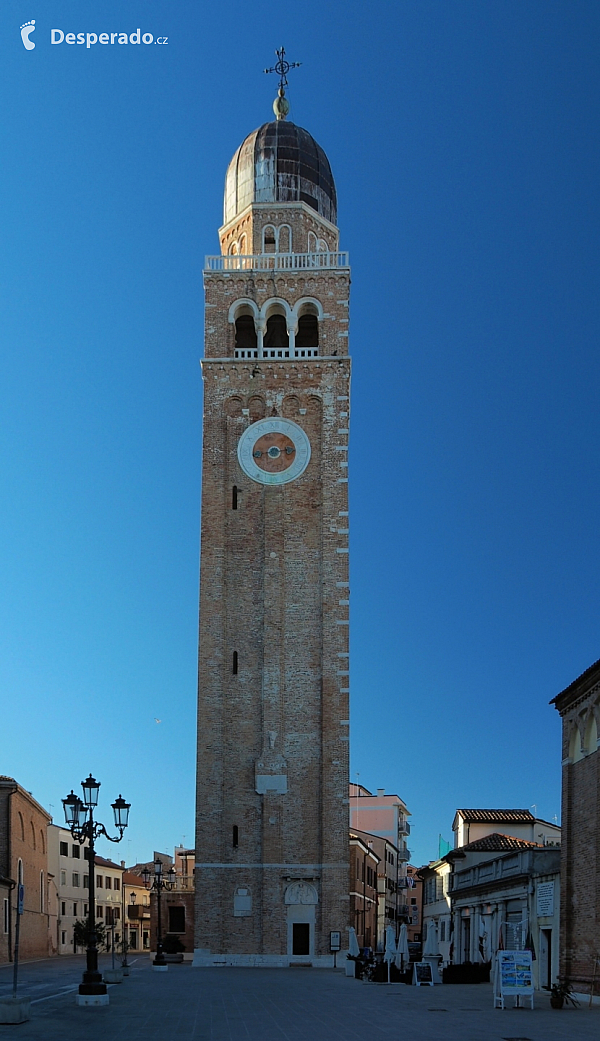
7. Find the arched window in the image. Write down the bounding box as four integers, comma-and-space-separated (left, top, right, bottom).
296, 314, 319, 349
279, 225, 292, 253
40, 830, 45, 855
40, 871, 44, 912
30, 822, 36, 850
307, 231, 317, 253
264, 314, 289, 355
18, 812, 24, 842
262, 225, 276, 253
235, 315, 257, 350
239, 233, 247, 255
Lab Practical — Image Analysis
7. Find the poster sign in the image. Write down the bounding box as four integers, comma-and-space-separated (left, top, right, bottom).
497, 950, 534, 995
413, 961, 434, 986
330, 931, 341, 952
536, 881, 554, 917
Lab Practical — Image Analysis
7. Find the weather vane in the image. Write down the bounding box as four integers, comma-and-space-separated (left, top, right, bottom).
264, 46, 301, 120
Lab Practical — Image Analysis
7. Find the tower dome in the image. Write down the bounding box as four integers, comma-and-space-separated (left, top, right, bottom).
224, 120, 337, 227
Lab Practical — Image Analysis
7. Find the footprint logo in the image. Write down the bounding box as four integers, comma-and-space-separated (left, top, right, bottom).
20, 19, 36, 50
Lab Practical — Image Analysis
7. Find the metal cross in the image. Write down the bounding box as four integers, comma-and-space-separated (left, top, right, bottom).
264, 46, 301, 92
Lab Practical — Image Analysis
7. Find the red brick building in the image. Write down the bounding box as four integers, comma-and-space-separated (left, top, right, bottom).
349, 834, 379, 950
552, 658, 600, 997
194, 90, 350, 966
0, 777, 52, 963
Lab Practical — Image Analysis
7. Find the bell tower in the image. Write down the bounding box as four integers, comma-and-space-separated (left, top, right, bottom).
194, 72, 351, 967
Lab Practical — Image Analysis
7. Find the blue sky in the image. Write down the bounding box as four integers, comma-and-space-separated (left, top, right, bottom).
0, 1, 598, 867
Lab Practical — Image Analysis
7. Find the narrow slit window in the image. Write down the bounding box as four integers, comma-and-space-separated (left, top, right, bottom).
232, 651, 238, 675
232, 825, 239, 848
232, 485, 238, 510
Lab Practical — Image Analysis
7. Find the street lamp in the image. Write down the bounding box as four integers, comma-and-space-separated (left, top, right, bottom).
62, 775, 130, 1005
141, 859, 176, 970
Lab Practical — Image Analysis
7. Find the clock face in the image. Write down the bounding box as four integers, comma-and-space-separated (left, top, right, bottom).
237, 418, 311, 486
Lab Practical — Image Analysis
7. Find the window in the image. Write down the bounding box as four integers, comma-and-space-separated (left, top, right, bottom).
71, 845, 80, 859
114, 878, 120, 892
40, 871, 44, 912
61, 931, 66, 945
96, 876, 103, 888
232, 651, 238, 675
4, 899, 9, 934
97, 905, 103, 918
84, 904, 88, 916
73, 902, 78, 917
60, 870, 66, 887
440, 921, 446, 942
61, 901, 66, 916
114, 907, 120, 919
296, 314, 319, 350
264, 314, 288, 351
234, 315, 257, 350
83, 875, 89, 889
168, 906, 185, 933
106, 908, 114, 925
105, 877, 112, 890
232, 486, 238, 510
72, 873, 80, 887
60, 841, 68, 857
232, 825, 239, 848
84, 847, 90, 860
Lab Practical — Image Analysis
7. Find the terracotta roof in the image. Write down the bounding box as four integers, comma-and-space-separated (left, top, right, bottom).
122, 871, 147, 886
455, 833, 542, 853
456, 809, 534, 823
94, 855, 123, 870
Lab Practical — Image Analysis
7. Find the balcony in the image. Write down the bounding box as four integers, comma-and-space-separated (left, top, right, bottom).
204, 251, 350, 273
397, 847, 411, 862
127, 905, 150, 920
398, 820, 411, 836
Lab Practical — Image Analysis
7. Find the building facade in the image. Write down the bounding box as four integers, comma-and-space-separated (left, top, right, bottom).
0, 777, 52, 963
349, 834, 379, 950
349, 785, 411, 878
194, 92, 351, 967
449, 843, 560, 990
47, 824, 90, 954
94, 855, 123, 945
552, 658, 600, 998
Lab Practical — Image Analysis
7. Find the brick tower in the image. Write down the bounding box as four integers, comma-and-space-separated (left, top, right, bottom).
193, 83, 351, 967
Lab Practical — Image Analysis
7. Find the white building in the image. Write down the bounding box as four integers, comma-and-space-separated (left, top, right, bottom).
47, 824, 90, 954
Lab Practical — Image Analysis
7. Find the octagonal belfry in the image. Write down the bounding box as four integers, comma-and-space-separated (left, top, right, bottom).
194, 94, 351, 967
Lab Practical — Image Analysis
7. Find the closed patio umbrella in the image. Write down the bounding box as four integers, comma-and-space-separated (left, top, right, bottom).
395, 923, 410, 970
384, 925, 397, 982
348, 926, 360, 957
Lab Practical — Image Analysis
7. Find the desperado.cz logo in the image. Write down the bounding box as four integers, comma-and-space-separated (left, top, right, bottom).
20, 20, 168, 50
51, 28, 168, 47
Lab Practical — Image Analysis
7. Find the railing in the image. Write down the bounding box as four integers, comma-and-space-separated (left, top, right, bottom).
398, 820, 411, 835
204, 251, 350, 273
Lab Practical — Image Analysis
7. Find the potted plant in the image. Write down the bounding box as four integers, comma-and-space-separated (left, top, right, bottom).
550, 981, 579, 1009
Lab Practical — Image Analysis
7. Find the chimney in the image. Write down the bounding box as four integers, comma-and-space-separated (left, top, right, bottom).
377, 789, 385, 796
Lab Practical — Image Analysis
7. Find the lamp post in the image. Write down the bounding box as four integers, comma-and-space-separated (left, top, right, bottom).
62, 775, 130, 1005
141, 859, 176, 970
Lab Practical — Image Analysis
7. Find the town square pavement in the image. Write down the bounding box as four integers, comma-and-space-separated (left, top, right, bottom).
0, 956, 598, 1041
